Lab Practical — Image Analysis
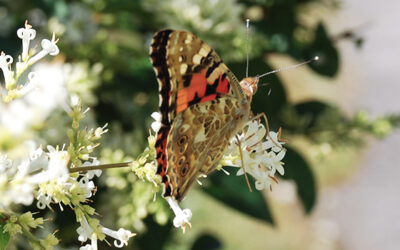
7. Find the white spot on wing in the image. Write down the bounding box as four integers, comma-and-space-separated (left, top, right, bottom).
193, 54, 202, 64
180, 64, 188, 74
184, 35, 193, 44
199, 47, 209, 57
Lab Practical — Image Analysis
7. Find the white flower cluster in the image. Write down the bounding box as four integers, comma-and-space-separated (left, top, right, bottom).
0, 21, 67, 135
0, 146, 69, 209
222, 119, 286, 191
0, 22, 135, 248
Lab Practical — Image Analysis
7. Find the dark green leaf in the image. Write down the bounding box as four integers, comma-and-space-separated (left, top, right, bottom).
202, 167, 274, 224
134, 215, 173, 250
191, 233, 222, 250
294, 101, 331, 128
282, 147, 316, 213
303, 23, 339, 77
0, 214, 10, 250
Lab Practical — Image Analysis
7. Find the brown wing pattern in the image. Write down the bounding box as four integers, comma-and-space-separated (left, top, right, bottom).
166, 96, 248, 201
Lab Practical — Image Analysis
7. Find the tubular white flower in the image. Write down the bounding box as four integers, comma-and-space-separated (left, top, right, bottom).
79, 233, 98, 250
101, 227, 136, 248
28, 33, 59, 65
17, 21, 36, 61
0, 51, 13, 87
36, 194, 52, 209
77, 216, 92, 242
166, 197, 192, 232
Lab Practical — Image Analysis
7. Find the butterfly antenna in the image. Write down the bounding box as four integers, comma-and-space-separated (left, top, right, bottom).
246, 19, 250, 78
256, 56, 319, 79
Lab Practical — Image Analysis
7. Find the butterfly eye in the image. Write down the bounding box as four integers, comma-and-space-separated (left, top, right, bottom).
177, 135, 188, 146
180, 163, 189, 176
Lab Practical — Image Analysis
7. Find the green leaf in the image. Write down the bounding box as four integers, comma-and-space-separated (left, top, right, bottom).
303, 23, 339, 77
202, 167, 274, 224
0, 214, 10, 250
134, 215, 173, 250
294, 101, 331, 128
191, 233, 222, 250
282, 147, 316, 213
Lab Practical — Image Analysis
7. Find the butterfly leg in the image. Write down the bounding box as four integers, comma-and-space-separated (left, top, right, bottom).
235, 134, 253, 192
249, 112, 285, 150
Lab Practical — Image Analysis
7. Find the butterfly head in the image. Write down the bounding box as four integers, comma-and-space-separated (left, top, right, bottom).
239, 77, 259, 100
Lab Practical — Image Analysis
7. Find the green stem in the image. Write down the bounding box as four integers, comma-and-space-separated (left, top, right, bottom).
69, 162, 133, 173
20, 223, 44, 249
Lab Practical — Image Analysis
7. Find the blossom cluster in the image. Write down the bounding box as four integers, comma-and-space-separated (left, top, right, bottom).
0, 22, 135, 249
221, 119, 286, 191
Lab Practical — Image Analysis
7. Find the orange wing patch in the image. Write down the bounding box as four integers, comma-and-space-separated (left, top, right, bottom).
176, 69, 230, 113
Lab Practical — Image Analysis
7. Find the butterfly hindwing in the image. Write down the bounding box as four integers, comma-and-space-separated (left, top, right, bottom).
167, 97, 246, 201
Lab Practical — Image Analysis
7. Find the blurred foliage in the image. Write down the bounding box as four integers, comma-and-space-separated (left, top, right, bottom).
204, 167, 274, 224
1, 0, 399, 249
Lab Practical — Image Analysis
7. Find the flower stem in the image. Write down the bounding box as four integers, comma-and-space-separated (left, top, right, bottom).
69, 162, 133, 173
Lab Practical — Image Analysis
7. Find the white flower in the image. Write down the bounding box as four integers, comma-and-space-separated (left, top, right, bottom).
82, 159, 102, 179
0, 155, 35, 208
0, 51, 13, 86
262, 131, 285, 152
0, 62, 68, 135
28, 33, 59, 65
36, 194, 52, 209
166, 197, 192, 232
6, 178, 34, 206
30, 145, 69, 184
17, 20, 36, 61
223, 119, 286, 191
79, 233, 98, 250
79, 176, 95, 199
70, 94, 81, 107
151, 112, 162, 132
0, 155, 12, 171
102, 227, 136, 248
77, 216, 92, 242
27, 146, 48, 174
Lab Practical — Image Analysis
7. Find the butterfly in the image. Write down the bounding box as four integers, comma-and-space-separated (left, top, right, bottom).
150, 30, 259, 202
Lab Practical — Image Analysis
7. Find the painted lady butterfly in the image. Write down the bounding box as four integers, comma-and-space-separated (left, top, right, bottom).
150, 30, 259, 202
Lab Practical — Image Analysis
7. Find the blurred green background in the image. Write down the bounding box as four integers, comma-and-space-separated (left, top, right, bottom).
1, 0, 400, 249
